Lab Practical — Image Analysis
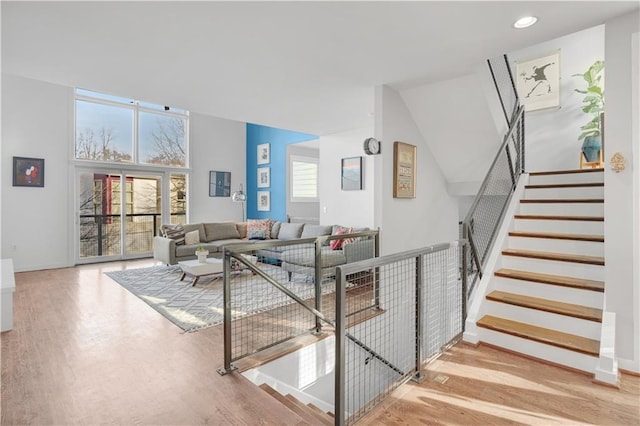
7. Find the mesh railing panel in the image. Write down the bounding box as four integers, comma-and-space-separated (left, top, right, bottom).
488, 54, 519, 124
336, 242, 464, 425
221, 231, 379, 365
463, 108, 524, 294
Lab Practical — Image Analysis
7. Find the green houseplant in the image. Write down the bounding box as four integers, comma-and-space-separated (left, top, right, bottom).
573, 60, 604, 163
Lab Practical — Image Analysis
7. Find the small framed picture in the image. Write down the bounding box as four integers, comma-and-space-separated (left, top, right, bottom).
393, 142, 417, 198
257, 167, 270, 188
13, 156, 45, 187
209, 171, 231, 197
341, 156, 362, 191
257, 190, 270, 211
257, 143, 270, 165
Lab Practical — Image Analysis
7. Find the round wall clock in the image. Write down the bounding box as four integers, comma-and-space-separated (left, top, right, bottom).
363, 138, 381, 155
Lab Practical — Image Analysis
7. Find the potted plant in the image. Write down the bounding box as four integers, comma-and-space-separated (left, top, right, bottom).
573, 60, 604, 163
195, 244, 208, 263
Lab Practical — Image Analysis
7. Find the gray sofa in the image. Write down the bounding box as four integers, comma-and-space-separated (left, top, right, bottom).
153, 221, 376, 281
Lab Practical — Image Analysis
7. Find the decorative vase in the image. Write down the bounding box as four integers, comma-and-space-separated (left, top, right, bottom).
196, 250, 208, 263
581, 135, 602, 163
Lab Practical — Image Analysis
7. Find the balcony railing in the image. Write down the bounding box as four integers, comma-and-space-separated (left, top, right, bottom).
79, 212, 186, 257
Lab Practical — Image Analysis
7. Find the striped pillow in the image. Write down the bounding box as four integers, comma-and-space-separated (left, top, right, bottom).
330, 227, 356, 250
161, 224, 186, 246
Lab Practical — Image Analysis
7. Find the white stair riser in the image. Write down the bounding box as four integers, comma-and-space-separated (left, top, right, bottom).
518, 202, 604, 216
499, 256, 604, 281
528, 172, 604, 185
524, 187, 603, 199
492, 276, 603, 309
485, 300, 601, 339
514, 219, 604, 234
507, 236, 604, 257
477, 328, 598, 373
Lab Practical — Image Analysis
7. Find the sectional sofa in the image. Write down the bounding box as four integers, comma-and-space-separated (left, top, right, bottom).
152, 220, 376, 281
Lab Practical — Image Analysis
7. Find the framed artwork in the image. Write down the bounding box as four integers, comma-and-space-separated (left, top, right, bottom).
13, 156, 44, 187
209, 171, 231, 197
257, 190, 270, 211
515, 50, 561, 112
257, 167, 270, 188
341, 156, 362, 191
393, 142, 416, 198
257, 143, 270, 165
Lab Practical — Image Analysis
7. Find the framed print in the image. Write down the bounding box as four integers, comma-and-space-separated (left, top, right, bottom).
516, 50, 560, 112
393, 142, 416, 198
257, 190, 270, 211
209, 171, 231, 197
13, 156, 44, 187
341, 156, 362, 191
257, 143, 270, 165
257, 167, 270, 188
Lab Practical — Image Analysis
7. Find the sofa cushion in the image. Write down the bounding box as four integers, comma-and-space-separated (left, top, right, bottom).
278, 222, 304, 240
184, 230, 200, 245
204, 223, 240, 242
207, 239, 246, 249
247, 219, 271, 240
161, 224, 186, 246
236, 222, 248, 239
175, 243, 219, 257
301, 224, 333, 238
271, 221, 281, 239
281, 246, 347, 268
183, 223, 207, 243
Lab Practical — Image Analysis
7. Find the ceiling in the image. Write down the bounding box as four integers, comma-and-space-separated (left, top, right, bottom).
2, 1, 638, 136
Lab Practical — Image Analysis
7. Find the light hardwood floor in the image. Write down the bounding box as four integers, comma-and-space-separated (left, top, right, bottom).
2, 259, 639, 425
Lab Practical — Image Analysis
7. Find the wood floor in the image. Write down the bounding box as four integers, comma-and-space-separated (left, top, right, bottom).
2, 259, 639, 425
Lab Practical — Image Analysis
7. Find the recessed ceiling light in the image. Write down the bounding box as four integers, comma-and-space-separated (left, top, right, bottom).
514, 16, 538, 29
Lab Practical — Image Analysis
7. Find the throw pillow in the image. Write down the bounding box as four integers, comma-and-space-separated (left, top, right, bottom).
184, 230, 200, 245
161, 224, 186, 246
236, 222, 248, 239
271, 221, 281, 239
330, 227, 346, 250
204, 222, 240, 242
247, 218, 271, 240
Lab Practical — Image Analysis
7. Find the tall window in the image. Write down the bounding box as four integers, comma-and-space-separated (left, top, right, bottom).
75, 89, 188, 167
290, 155, 319, 202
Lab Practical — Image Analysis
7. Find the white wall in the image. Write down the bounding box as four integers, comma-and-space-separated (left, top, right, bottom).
604, 12, 640, 373
400, 73, 502, 185
317, 127, 374, 228
509, 25, 605, 172
1, 74, 246, 271
1, 74, 73, 272
375, 85, 458, 256
188, 113, 246, 224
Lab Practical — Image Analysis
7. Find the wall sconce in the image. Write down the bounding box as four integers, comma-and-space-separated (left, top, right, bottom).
610, 152, 626, 173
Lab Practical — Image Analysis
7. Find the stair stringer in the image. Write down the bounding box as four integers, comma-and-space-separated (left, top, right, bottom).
463, 174, 529, 344
595, 308, 618, 385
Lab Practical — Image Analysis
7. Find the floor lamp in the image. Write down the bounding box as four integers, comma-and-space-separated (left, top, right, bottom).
232, 184, 247, 222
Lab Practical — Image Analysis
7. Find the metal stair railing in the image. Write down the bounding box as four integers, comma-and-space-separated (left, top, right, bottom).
462, 54, 525, 296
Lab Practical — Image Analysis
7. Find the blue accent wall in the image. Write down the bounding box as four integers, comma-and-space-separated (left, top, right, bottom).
246, 123, 318, 221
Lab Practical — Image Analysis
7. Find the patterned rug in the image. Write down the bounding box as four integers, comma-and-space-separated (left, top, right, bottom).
105, 264, 329, 332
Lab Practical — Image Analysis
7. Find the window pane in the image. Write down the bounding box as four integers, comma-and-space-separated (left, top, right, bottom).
170, 174, 187, 225
139, 112, 186, 167
292, 160, 318, 199
75, 100, 133, 162
76, 88, 134, 104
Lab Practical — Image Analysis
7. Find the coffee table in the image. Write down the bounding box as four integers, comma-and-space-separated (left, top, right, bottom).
178, 258, 223, 286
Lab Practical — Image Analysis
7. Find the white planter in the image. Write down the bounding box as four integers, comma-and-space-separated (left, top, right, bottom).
196, 250, 209, 263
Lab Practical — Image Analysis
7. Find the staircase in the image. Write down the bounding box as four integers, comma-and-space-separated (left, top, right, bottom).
474, 168, 609, 375
259, 383, 334, 425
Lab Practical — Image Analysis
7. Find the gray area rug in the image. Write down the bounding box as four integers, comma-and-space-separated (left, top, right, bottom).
106, 265, 329, 332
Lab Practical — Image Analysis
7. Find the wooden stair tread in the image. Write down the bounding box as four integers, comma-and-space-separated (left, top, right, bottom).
525, 182, 604, 189
529, 169, 603, 176
514, 214, 604, 221
502, 249, 604, 265
477, 315, 600, 356
486, 290, 602, 322
258, 384, 322, 425
494, 268, 605, 292
520, 198, 603, 203
508, 231, 604, 242
285, 395, 333, 425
